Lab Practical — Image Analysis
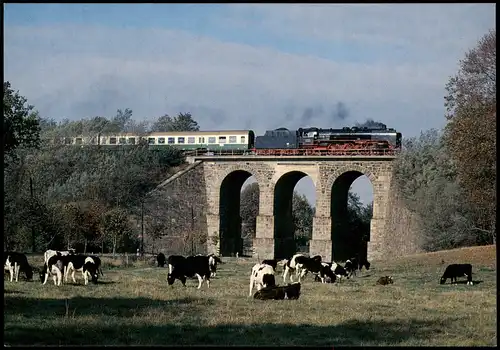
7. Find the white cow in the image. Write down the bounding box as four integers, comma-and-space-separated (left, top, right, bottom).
249, 263, 276, 297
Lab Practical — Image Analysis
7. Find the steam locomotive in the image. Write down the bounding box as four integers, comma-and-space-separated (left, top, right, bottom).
58, 124, 401, 156
253, 125, 401, 156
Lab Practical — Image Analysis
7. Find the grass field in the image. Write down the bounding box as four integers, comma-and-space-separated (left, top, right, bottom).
4, 245, 497, 346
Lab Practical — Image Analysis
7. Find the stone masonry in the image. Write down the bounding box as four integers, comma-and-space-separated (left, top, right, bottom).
193, 155, 409, 262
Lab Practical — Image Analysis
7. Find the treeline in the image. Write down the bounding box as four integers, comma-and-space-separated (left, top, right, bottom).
393, 29, 496, 251
4, 84, 195, 253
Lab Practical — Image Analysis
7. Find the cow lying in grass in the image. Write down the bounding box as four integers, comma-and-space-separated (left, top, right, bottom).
440, 264, 473, 285
253, 282, 301, 300
249, 263, 276, 297
377, 276, 394, 285
4, 252, 33, 282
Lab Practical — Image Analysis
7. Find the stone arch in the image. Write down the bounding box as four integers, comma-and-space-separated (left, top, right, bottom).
326, 165, 377, 262
272, 170, 315, 259
214, 164, 264, 192
215, 165, 265, 257
324, 164, 377, 193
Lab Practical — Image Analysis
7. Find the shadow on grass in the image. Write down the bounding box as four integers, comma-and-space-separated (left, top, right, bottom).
5, 295, 213, 319
4, 317, 458, 346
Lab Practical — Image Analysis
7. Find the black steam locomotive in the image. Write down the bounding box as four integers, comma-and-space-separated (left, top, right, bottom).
253, 124, 401, 156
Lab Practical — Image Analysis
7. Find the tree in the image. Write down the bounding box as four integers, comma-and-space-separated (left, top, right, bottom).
3, 81, 41, 160
444, 29, 496, 243
151, 112, 200, 132
101, 208, 130, 255
292, 193, 314, 248
393, 130, 480, 251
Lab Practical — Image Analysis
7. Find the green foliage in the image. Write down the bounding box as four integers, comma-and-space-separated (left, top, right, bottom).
151, 112, 200, 132
3, 81, 41, 162
4, 111, 187, 253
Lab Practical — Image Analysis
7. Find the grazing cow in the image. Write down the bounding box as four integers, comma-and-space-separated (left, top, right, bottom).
88, 255, 104, 277
282, 254, 326, 283
208, 254, 223, 278
167, 255, 211, 289
377, 276, 394, 285
157, 253, 166, 268
249, 263, 276, 297
253, 282, 301, 300
329, 262, 349, 282
43, 249, 74, 265
4, 252, 33, 282
64, 255, 99, 285
40, 255, 66, 286
440, 264, 473, 285
261, 259, 281, 272
344, 258, 358, 278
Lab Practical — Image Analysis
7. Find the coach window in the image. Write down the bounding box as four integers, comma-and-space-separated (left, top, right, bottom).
110, 137, 117, 145
199, 137, 205, 143
229, 136, 237, 143
241, 136, 246, 144
178, 137, 185, 144
167, 137, 175, 144
119, 137, 127, 145
100, 137, 107, 145
208, 137, 216, 144
219, 136, 227, 144
188, 137, 195, 144
128, 137, 136, 145
75, 137, 83, 145
90, 138, 96, 145
148, 137, 156, 145
158, 137, 166, 144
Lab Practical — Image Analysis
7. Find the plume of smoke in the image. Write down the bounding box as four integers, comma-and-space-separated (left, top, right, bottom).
355, 118, 387, 129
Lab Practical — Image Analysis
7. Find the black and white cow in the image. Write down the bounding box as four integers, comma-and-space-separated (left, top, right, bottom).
253, 282, 301, 300
328, 262, 349, 282
64, 255, 99, 285
282, 254, 326, 283
208, 254, 223, 278
249, 263, 276, 297
344, 257, 371, 278
157, 253, 166, 268
4, 252, 33, 282
40, 254, 66, 286
88, 255, 104, 277
440, 264, 473, 285
261, 259, 281, 272
43, 249, 74, 265
377, 276, 394, 285
167, 255, 211, 289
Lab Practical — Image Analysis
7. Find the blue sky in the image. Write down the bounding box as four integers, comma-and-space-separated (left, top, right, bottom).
4, 4, 496, 205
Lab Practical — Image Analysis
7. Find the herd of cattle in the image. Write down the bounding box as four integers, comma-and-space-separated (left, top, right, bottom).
4, 249, 475, 299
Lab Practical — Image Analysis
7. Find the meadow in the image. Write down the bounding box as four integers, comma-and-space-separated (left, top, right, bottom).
4, 245, 497, 346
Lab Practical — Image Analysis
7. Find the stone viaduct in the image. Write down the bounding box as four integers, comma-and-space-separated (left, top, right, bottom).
186, 154, 396, 262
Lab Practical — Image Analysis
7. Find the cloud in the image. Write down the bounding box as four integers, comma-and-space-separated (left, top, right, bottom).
3, 4, 495, 204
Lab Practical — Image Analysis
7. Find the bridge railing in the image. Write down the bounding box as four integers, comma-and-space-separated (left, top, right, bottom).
184, 148, 400, 157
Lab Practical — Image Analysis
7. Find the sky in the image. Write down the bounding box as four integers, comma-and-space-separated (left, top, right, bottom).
4, 4, 495, 206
